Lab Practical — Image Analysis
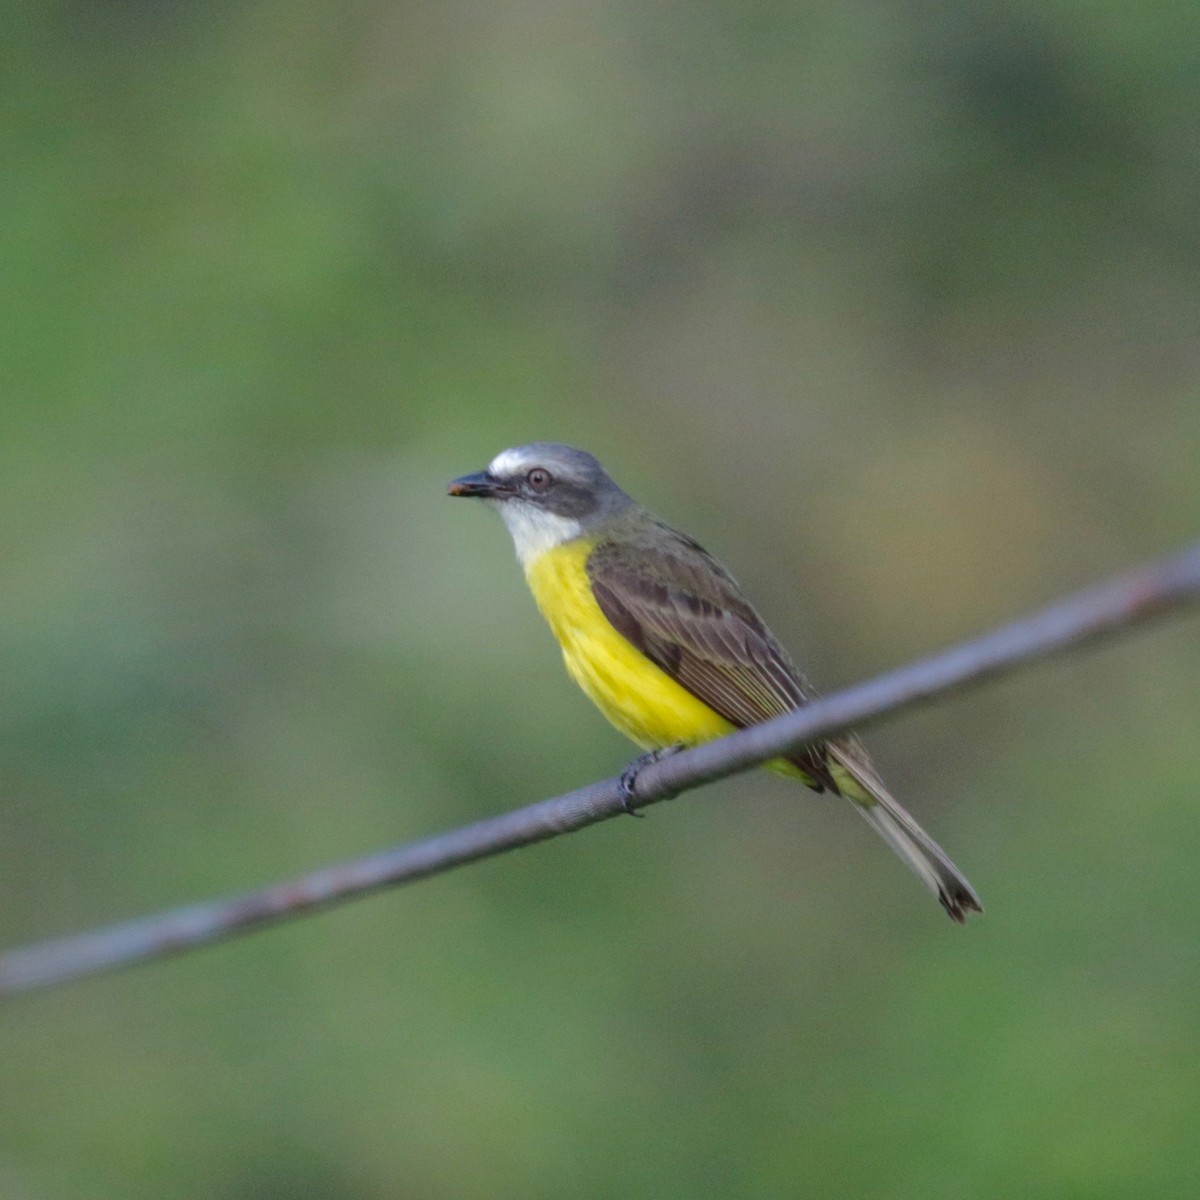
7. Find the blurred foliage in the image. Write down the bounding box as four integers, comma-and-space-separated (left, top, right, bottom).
2, 0, 1200, 1196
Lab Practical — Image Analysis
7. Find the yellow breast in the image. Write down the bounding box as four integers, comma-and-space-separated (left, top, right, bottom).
523, 539, 736, 751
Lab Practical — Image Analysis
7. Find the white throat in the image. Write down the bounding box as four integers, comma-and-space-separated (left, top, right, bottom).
495, 499, 583, 569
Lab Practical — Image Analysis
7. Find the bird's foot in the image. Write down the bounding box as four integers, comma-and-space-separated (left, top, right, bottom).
618, 745, 685, 817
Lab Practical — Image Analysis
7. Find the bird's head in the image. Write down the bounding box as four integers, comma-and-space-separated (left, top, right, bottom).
449, 442, 632, 564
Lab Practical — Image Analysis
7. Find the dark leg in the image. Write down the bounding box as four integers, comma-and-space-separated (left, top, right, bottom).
618, 745, 685, 816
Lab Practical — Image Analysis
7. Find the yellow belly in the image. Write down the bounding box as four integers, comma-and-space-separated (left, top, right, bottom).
524, 539, 736, 751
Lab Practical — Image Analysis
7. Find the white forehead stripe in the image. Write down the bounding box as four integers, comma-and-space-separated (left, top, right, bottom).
489, 447, 537, 477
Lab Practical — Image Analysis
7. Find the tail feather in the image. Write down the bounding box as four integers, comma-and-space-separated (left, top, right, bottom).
826, 742, 983, 923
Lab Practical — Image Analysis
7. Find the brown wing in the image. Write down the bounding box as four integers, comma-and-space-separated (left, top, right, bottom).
586, 528, 837, 792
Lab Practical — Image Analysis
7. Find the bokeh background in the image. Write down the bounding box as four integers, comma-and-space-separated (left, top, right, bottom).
4, 1, 1200, 1196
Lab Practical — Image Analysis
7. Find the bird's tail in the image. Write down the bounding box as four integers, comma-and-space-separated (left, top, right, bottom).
826, 741, 983, 924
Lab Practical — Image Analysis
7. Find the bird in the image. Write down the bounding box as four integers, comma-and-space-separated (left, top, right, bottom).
448, 442, 982, 922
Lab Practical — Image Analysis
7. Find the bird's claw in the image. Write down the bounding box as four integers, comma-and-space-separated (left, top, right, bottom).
617, 745, 685, 817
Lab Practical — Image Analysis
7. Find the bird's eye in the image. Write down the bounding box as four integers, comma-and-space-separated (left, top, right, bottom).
526, 468, 552, 491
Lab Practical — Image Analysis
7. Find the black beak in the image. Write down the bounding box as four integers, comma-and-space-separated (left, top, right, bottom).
448, 471, 506, 498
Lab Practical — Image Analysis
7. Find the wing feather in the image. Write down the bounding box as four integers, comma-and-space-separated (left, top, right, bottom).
587, 531, 834, 790
585, 527, 982, 920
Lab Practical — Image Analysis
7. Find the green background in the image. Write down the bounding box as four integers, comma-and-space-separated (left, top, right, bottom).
4, 1, 1200, 1195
